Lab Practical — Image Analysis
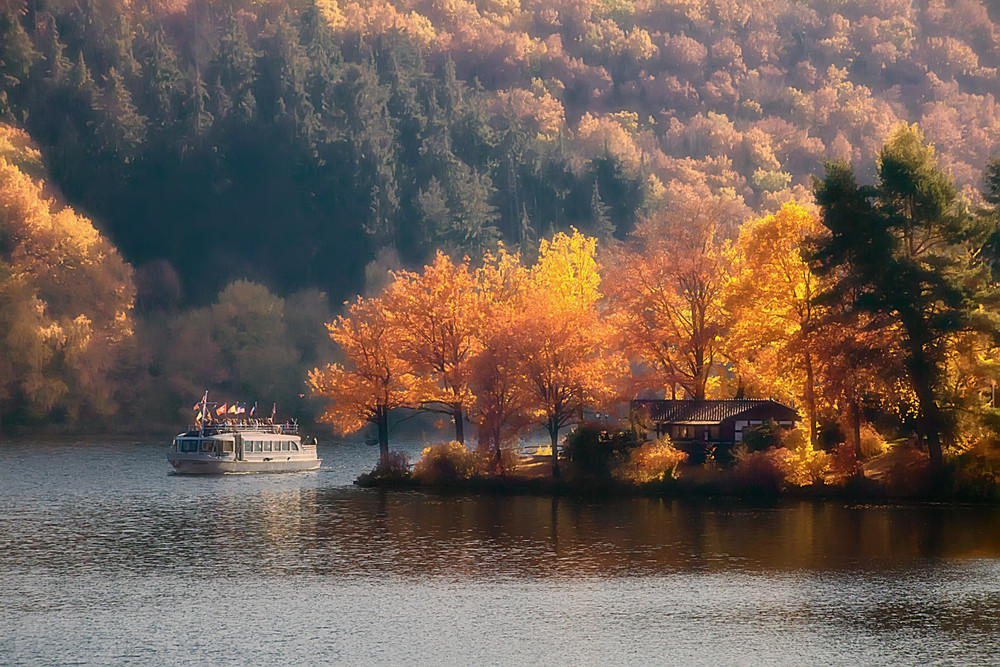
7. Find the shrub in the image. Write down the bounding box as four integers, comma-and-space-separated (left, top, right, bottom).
413, 441, 475, 483
564, 423, 639, 478
732, 447, 792, 495
370, 451, 411, 480
743, 419, 783, 452
472, 441, 520, 476
778, 427, 831, 486
831, 442, 861, 478
947, 442, 1000, 501
859, 425, 888, 459
612, 436, 688, 484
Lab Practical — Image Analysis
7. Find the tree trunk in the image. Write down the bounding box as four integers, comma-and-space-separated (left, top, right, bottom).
377, 407, 389, 461
851, 399, 862, 464
904, 322, 944, 469
453, 404, 465, 446
549, 421, 560, 479
804, 351, 817, 447
908, 345, 944, 470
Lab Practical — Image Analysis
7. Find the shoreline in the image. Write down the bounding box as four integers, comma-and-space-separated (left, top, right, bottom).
354, 472, 1000, 506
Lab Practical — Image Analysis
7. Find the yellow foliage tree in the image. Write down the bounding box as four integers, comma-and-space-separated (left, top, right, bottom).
0, 125, 134, 425
469, 247, 533, 472
724, 202, 825, 441
516, 230, 625, 477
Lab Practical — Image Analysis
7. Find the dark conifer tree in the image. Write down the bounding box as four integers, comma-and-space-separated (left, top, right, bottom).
814, 125, 1000, 469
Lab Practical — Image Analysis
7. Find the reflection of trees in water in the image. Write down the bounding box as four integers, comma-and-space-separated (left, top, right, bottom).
295, 494, 1000, 578
11, 493, 1000, 581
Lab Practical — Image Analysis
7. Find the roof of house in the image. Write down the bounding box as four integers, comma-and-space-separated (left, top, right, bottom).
631, 399, 798, 424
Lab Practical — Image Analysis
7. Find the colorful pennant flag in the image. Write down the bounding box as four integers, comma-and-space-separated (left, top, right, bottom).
216, 403, 227, 416
250, 402, 257, 416
228, 404, 238, 414
193, 402, 200, 411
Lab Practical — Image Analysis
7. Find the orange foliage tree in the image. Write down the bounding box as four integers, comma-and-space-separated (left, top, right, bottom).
308, 295, 421, 459
605, 188, 737, 400
383, 252, 481, 445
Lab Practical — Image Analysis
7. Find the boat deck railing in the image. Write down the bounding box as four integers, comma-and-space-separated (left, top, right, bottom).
186, 421, 299, 436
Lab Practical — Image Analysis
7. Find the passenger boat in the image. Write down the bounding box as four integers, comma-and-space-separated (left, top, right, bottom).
167, 419, 321, 474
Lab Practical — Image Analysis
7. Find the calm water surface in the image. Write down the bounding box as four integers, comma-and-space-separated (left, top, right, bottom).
2, 438, 1000, 665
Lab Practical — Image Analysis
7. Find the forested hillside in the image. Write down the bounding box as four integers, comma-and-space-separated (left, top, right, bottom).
3, 0, 1000, 306
5, 0, 1000, 430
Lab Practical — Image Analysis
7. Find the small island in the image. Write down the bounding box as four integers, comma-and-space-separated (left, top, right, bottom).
310, 127, 1000, 505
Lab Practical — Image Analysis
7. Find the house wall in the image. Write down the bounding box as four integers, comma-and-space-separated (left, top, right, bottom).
730, 404, 799, 443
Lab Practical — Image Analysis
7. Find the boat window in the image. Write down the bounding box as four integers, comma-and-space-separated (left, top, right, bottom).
223, 441, 234, 453
264, 442, 272, 452
248, 441, 257, 453
184, 440, 199, 453
199, 440, 213, 452
282, 442, 290, 452
291, 442, 299, 451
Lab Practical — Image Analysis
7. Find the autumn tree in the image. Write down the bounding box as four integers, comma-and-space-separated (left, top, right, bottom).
606, 185, 742, 400
0, 124, 134, 426
516, 230, 624, 477
309, 295, 420, 459
384, 251, 480, 445
725, 202, 825, 442
469, 247, 533, 472
809, 307, 909, 460
813, 124, 1000, 469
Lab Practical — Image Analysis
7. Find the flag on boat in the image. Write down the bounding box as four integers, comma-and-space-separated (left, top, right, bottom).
192, 402, 200, 411
250, 402, 257, 416
236, 404, 246, 415
228, 403, 238, 414
216, 403, 227, 415
195, 410, 202, 422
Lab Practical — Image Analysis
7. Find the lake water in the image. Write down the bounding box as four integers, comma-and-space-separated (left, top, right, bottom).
2, 438, 1000, 665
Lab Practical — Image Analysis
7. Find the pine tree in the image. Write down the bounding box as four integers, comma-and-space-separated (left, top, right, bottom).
589, 180, 614, 241
813, 125, 1000, 469
214, 14, 257, 125
93, 66, 146, 161
143, 28, 183, 127
183, 67, 214, 140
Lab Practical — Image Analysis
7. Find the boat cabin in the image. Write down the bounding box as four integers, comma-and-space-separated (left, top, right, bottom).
172, 431, 304, 459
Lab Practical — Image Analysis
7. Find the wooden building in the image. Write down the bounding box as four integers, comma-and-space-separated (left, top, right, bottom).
631, 399, 799, 461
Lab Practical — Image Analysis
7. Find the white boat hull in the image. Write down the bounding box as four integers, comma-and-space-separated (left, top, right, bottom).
168, 455, 321, 474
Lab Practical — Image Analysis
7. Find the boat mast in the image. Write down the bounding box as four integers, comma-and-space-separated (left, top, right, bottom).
200, 390, 208, 436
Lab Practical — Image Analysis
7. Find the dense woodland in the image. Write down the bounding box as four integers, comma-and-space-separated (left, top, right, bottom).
4, 0, 1000, 450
